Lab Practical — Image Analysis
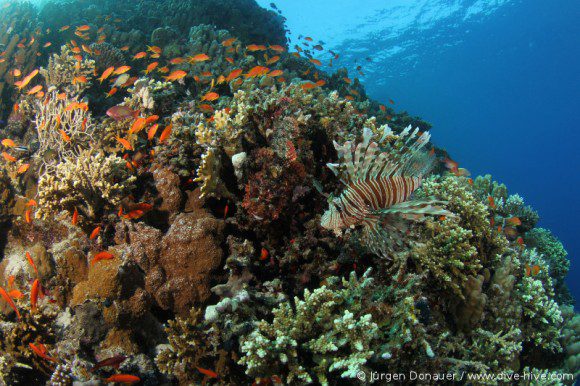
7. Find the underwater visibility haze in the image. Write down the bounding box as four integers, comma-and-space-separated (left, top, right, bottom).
0, 0, 578, 384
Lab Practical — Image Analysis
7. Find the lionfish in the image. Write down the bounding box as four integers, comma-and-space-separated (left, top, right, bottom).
321, 125, 450, 257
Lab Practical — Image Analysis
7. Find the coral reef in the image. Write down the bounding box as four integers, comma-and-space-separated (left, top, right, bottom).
0, 0, 576, 385
239, 270, 379, 385
37, 150, 135, 220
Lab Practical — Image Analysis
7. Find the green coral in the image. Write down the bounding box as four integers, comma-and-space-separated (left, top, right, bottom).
560, 306, 580, 383
239, 270, 379, 385
518, 274, 563, 352
417, 175, 508, 266
525, 228, 570, 301
412, 218, 481, 298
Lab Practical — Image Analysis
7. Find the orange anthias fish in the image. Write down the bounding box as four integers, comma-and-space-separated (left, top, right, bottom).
90, 226, 101, 240
58, 129, 70, 142
99, 66, 115, 83
505, 217, 522, 226
147, 45, 162, 54
145, 61, 159, 74
202, 92, 219, 102
196, 366, 218, 379
169, 57, 185, 65
147, 124, 159, 140
72, 75, 88, 85
17, 163, 30, 174
487, 196, 496, 209
0, 286, 21, 319
246, 44, 267, 52
72, 207, 79, 225
1, 138, 16, 147
222, 37, 237, 47
114, 66, 131, 75
260, 247, 269, 261
130, 117, 147, 134
25, 209, 33, 223
188, 53, 210, 63
269, 45, 285, 53
226, 68, 243, 82
91, 251, 114, 266
26, 252, 39, 276
29, 343, 58, 362
116, 137, 133, 151
159, 124, 172, 143
30, 279, 39, 311
245, 66, 269, 78
2, 151, 17, 162
27, 85, 43, 95
267, 69, 283, 77
103, 375, 140, 384
164, 70, 187, 82
133, 51, 147, 59
15, 69, 39, 89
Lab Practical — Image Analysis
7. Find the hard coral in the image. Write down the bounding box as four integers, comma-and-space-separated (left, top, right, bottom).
37, 150, 136, 221
239, 270, 378, 385
40, 45, 95, 95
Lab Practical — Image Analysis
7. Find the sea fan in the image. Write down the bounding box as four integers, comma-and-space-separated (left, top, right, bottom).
321, 125, 450, 257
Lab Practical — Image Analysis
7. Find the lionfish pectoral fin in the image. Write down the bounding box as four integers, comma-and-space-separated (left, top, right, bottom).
361, 224, 392, 259
373, 199, 454, 221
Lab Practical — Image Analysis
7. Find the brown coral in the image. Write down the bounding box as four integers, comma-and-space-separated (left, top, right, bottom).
121, 188, 225, 316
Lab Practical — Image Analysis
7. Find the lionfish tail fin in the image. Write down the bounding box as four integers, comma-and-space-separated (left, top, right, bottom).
329, 125, 433, 184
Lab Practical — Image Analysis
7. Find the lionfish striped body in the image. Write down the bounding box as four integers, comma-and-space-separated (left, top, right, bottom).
321, 125, 449, 256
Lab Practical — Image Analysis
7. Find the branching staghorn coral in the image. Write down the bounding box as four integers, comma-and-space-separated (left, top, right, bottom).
525, 227, 570, 302
416, 174, 508, 265
518, 274, 564, 352
37, 149, 135, 220
411, 217, 481, 298
156, 308, 228, 384
40, 45, 95, 95
472, 174, 538, 232
239, 269, 379, 385
0, 306, 59, 379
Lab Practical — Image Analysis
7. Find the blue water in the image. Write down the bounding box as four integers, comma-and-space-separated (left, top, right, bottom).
264, 0, 580, 302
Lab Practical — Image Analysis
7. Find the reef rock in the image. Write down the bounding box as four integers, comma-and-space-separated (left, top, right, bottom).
122, 188, 225, 316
